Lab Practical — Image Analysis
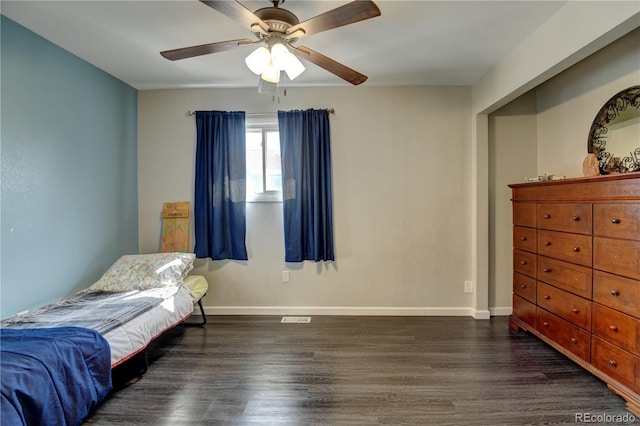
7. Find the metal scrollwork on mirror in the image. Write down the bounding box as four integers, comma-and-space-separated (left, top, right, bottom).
588, 85, 640, 174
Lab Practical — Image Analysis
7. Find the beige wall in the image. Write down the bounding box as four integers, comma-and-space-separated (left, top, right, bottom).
138, 5, 639, 318
487, 27, 640, 315
138, 86, 475, 315
470, 2, 638, 317
536, 28, 640, 177
488, 91, 538, 313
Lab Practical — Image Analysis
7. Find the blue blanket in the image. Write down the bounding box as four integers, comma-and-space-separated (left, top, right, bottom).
0, 327, 112, 426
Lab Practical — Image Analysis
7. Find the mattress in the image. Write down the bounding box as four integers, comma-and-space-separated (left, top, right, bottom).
1, 284, 194, 367
103, 285, 194, 367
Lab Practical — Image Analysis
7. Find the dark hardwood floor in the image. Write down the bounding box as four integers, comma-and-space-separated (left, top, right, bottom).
85, 316, 637, 425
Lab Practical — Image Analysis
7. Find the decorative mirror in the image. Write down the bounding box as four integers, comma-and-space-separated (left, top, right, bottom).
587, 85, 640, 174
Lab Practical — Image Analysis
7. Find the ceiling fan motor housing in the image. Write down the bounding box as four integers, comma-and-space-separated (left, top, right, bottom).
254, 7, 299, 34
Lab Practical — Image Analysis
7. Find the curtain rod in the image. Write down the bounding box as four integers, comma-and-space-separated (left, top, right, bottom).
187, 108, 334, 116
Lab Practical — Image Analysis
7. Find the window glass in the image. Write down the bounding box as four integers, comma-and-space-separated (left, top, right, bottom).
246, 130, 264, 195
265, 130, 281, 192
246, 116, 282, 202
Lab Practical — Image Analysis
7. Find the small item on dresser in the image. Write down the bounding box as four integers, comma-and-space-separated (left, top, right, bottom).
583, 153, 600, 177
525, 174, 564, 182
525, 175, 551, 182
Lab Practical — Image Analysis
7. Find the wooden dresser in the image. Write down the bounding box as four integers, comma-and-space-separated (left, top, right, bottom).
509, 173, 640, 416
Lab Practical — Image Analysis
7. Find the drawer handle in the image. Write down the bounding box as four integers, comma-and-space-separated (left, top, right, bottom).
543, 214, 551, 219
521, 260, 527, 265
610, 325, 618, 332
571, 338, 577, 344
609, 360, 617, 367
572, 247, 580, 252
544, 295, 550, 300
612, 218, 621, 224
520, 236, 527, 241
543, 268, 551, 273
572, 308, 579, 314
520, 284, 527, 289
611, 289, 620, 296
544, 241, 551, 246
572, 216, 580, 221
543, 321, 549, 327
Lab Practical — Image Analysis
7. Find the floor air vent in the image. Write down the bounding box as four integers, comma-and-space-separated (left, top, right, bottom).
281, 316, 311, 324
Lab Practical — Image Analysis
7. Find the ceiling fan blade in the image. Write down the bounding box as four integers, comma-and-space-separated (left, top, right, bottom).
290, 45, 367, 86
286, 0, 380, 39
199, 0, 270, 34
160, 39, 255, 61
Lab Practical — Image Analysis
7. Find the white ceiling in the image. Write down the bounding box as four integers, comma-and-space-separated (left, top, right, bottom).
1, 0, 568, 90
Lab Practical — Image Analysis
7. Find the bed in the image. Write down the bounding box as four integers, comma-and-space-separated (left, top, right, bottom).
0, 252, 206, 425
0, 327, 112, 426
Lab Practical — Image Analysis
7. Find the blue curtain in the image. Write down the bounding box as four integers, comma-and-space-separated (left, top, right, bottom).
278, 109, 334, 262
194, 111, 248, 260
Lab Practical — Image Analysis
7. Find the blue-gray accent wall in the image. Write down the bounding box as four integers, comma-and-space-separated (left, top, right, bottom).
1, 15, 139, 319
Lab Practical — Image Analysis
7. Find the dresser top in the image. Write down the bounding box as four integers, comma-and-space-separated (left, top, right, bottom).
509, 172, 640, 202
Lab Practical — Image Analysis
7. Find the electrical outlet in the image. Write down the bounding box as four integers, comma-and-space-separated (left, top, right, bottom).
282, 270, 290, 282
464, 281, 473, 293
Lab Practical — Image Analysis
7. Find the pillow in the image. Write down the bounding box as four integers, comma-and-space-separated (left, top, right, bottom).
89, 252, 195, 292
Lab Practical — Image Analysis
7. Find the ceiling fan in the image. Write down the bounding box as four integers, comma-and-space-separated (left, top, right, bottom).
160, 0, 381, 86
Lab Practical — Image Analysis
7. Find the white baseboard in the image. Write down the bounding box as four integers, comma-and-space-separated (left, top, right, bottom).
197, 305, 497, 318
489, 307, 512, 316
472, 309, 491, 320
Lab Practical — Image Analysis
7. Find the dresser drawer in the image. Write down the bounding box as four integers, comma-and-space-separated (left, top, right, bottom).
594, 237, 640, 280
513, 226, 536, 252
537, 307, 591, 362
514, 249, 536, 278
537, 230, 592, 267
513, 272, 536, 303
537, 203, 592, 235
513, 294, 536, 328
594, 203, 640, 240
592, 336, 640, 393
537, 256, 592, 299
537, 282, 591, 330
513, 202, 536, 227
593, 303, 640, 356
593, 270, 640, 318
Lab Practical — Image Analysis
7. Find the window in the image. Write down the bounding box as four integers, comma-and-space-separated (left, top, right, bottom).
246, 115, 282, 202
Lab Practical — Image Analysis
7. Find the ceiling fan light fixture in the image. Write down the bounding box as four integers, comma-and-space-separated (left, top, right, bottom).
270, 43, 289, 70
261, 60, 280, 83
283, 54, 305, 80
270, 43, 305, 80
245, 46, 271, 75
